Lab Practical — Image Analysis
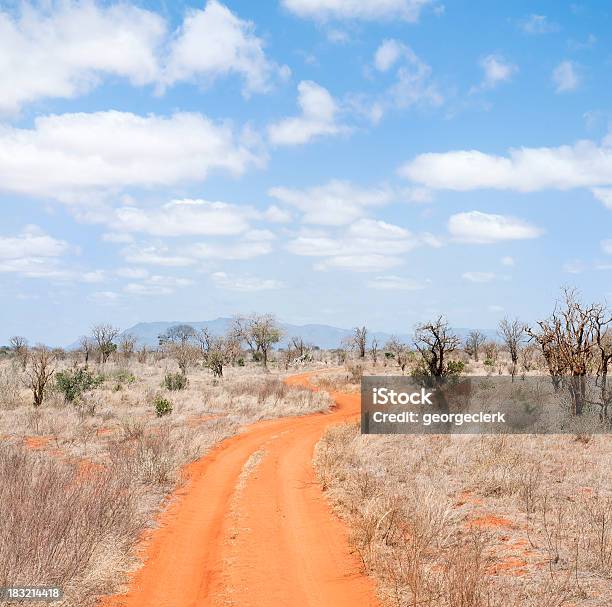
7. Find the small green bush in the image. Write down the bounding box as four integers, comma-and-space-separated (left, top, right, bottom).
237, 357, 245, 367
55, 368, 103, 402
446, 360, 465, 376
162, 372, 188, 391
153, 395, 173, 417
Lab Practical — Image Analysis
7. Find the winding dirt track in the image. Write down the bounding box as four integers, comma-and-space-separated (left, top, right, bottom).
101, 371, 380, 607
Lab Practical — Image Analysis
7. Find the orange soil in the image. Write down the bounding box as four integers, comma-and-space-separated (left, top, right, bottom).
100, 371, 380, 607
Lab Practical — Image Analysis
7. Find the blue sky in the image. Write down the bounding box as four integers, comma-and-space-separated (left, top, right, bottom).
1, 0, 611, 345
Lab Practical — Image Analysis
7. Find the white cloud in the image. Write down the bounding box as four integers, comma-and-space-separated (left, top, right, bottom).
520, 14, 559, 34
184, 241, 272, 261
115, 267, 149, 279
90, 291, 121, 303
287, 218, 423, 272
110, 199, 254, 237
0, 1, 164, 115
281, 0, 435, 22
124, 275, 193, 296
552, 61, 579, 93
264, 205, 293, 223
0, 111, 261, 201
269, 180, 394, 225
0, 225, 72, 278
374, 39, 404, 72
367, 275, 425, 290
462, 271, 496, 283
163, 0, 288, 96
501, 256, 515, 266
268, 81, 347, 146
210, 272, 284, 291
102, 232, 134, 244
475, 55, 517, 90
0, 1, 284, 114
354, 40, 441, 123
602, 240, 612, 255
400, 138, 612, 192
122, 244, 196, 267
448, 211, 543, 244
592, 188, 612, 209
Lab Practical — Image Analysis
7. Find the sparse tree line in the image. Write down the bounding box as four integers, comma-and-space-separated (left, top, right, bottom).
3, 289, 611, 417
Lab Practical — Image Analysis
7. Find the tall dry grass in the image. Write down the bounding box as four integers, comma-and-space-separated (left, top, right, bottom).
0, 357, 331, 606
314, 424, 612, 607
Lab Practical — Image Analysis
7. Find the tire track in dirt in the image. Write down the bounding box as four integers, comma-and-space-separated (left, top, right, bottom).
100, 371, 379, 607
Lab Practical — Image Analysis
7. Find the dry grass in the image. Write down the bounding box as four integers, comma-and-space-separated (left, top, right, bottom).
0, 356, 331, 606
314, 424, 612, 607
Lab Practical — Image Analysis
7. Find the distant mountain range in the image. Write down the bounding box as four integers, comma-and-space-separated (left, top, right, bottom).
78, 318, 498, 350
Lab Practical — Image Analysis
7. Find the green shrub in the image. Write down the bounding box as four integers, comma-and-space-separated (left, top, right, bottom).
153, 395, 173, 417
162, 372, 188, 391
446, 360, 465, 376
237, 357, 245, 367
55, 368, 103, 403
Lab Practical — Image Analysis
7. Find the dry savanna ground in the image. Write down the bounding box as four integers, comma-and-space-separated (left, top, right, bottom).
0, 346, 610, 607
314, 360, 612, 607
0, 354, 330, 607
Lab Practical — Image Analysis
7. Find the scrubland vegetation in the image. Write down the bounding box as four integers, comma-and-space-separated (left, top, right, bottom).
0, 289, 611, 606
0, 314, 330, 606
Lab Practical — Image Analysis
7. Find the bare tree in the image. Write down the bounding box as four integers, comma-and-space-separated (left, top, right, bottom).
385, 337, 410, 372
78, 336, 95, 366
118, 334, 137, 360
351, 326, 368, 359
465, 330, 486, 362
414, 316, 460, 378
197, 328, 232, 378
91, 324, 120, 363
290, 336, 307, 358
499, 318, 526, 379
25, 346, 55, 407
9, 336, 28, 370
593, 306, 612, 418
159, 324, 197, 375
370, 337, 379, 366
233, 314, 283, 368
528, 288, 607, 415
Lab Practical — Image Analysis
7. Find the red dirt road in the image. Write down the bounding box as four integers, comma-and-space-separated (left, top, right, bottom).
100, 372, 379, 607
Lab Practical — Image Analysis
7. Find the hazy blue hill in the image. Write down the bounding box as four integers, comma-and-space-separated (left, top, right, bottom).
73, 319, 498, 350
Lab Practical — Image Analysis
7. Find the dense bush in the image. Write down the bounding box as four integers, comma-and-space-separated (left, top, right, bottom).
162, 372, 188, 391
55, 367, 103, 402
153, 394, 173, 417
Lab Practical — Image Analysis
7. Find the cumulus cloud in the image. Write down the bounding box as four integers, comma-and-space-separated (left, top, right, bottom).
0, 225, 72, 277
210, 272, 284, 291
474, 55, 517, 91
0, 1, 164, 115
0, 1, 284, 114
287, 218, 424, 272
374, 39, 404, 72
162, 0, 288, 96
268, 81, 347, 146
184, 241, 272, 261
109, 199, 255, 237
399, 139, 612, 192
122, 244, 196, 267
367, 275, 425, 290
281, 0, 435, 22
448, 211, 543, 244
552, 61, 580, 93
0, 111, 260, 201
592, 188, 612, 209
462, 271, 496, 283
269, 180, 395, 225
353, 40, 441, 123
